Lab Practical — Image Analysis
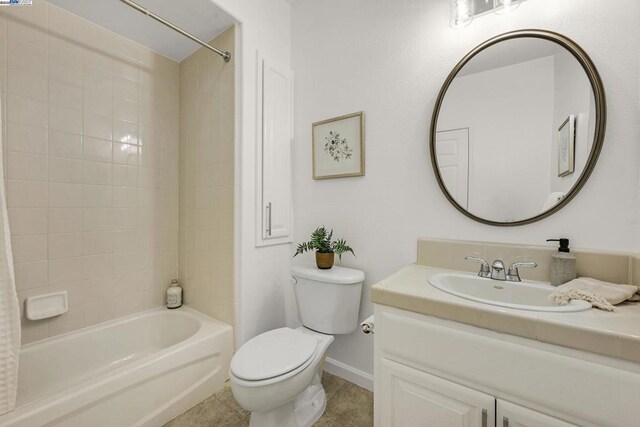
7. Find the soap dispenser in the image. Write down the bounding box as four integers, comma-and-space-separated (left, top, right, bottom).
546, 238, 577, 286
166, 279, 183, 309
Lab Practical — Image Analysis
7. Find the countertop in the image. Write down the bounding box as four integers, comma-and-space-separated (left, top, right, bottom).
371, 264, 640, 364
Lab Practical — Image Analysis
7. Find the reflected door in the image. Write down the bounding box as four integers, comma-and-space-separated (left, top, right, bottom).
436, 129, 469, 209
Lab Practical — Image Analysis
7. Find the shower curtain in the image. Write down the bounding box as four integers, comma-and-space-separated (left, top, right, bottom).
0, 89, 20, 415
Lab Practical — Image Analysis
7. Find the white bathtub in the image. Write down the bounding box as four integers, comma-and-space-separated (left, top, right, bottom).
0, 306, 233, 427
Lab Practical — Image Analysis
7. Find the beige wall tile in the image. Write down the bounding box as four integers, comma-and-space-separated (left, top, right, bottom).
48, 232, 83, 260
8, 208, 47, 235
1, 1, 180, 342
49, 208, 83, 233
523, 246, 556, 282
449, 241, 487, 273
417, 238, 638, 285
7, 151, 47, 181
48, 130, 82, 159
7, 123, 47, 154
12, 234, 47, 263
485, 243, 526, 270
417, 239, 450, 268
574, 250, 630, 284
631, 256, 640, 287
7, 180, 48, 208
49, 257, 83, 285
49, 157, 83, 184
15, 261, 48, 291
178, 28, 235, 325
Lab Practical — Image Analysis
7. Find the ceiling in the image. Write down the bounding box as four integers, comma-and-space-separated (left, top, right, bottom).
47, 0, 236, 62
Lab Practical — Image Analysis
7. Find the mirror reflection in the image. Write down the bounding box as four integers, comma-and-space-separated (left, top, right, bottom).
435, 37, 596, 223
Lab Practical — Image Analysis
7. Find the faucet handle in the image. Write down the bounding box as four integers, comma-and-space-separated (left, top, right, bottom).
507, 261, 538, 282
465, 256, 490, 278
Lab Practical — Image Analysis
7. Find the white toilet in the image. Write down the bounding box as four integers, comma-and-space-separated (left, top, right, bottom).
230, 264, 365, 427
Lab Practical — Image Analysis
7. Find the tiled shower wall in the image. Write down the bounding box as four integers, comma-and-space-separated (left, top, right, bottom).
1, 1, 180, 344
178, 28, 235, 325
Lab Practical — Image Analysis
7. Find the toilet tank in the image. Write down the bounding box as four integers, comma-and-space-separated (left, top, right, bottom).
291, 264, 364, 335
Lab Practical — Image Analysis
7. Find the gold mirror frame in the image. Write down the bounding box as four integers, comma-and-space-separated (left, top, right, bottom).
430, 29, 607, 227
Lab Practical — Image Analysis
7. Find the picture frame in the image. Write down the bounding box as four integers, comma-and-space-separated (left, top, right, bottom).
312, 111, 365, 179
557, 115, 575, 177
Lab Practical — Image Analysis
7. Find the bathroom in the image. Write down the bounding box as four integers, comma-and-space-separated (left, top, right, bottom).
0, 0, 638, 425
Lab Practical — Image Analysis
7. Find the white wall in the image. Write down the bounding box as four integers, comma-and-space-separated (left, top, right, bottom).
291, 0, 640, 378
439, 56, 554, 221
207, 0, 293, 346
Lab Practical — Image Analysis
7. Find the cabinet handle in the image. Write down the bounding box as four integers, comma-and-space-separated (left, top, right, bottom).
266, 202, 272, 236
503, 416, 509, 427
482, 409, 488, 427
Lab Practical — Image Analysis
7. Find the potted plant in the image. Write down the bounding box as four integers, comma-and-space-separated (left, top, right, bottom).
293, 226, 355, 269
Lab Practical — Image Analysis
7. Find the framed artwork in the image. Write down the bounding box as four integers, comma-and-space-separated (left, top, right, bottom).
557, 115, 575, 177
312, 111, 365, 179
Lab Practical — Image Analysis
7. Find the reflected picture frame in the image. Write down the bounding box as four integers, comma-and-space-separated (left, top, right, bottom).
558, 115, 575, 177
312, 112, 365, 180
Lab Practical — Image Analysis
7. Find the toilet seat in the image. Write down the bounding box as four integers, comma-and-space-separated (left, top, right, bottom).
231, 328, 318, 381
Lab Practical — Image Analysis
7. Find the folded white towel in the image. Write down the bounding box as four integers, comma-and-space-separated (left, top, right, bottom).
549, 277, 639, 312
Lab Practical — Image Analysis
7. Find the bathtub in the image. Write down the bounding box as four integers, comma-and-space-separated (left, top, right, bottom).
0, 306, 233, 427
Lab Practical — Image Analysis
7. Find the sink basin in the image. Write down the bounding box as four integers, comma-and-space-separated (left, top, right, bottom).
428, 272, 591, 312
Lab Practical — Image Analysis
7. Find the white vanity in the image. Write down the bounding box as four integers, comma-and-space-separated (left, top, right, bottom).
372, 263, 640, 427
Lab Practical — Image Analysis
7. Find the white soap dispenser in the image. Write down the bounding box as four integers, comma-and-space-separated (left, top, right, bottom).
166, 279, 183, 309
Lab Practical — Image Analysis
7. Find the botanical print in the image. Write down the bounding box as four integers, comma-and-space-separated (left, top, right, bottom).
312, 111, 364, 179
324, 131, 353, 162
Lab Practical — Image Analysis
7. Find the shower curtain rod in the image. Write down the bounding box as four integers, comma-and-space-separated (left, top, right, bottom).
118, 0, 231, 62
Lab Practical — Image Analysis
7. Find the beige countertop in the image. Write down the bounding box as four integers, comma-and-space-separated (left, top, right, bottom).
371, 264, 640, 364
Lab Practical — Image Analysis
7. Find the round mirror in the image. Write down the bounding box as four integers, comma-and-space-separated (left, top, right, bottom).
430, 30, 606, 226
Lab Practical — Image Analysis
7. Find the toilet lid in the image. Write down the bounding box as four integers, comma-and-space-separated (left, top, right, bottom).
231, 328, 318, 381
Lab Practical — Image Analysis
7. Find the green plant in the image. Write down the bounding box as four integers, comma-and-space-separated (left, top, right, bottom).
293, 226, 355, 260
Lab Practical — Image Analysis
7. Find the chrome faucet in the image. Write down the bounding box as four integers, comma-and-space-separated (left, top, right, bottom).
465, 256, 537, 282
506, 262, 538, 282
464, 256, 490, 278
490, 260, 506, 281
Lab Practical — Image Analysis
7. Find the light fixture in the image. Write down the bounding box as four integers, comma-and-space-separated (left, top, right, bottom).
450, 0, 474, 29
493, 0, 521, 15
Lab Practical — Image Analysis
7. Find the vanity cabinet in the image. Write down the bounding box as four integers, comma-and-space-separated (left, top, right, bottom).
378, 356, 575, 427
497, 400, 576, 427
374, 304, 640, 427
378, 357, 495, 426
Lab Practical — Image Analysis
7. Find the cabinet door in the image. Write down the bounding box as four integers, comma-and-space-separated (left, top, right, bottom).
497, 400, 577, 427
258, 55, 293, 245
377, 358, 495, 427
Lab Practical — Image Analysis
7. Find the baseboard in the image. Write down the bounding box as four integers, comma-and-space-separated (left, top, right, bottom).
324, 357, 374, 392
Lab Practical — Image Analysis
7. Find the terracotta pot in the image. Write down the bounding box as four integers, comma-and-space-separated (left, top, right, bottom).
315, 252, 335, 269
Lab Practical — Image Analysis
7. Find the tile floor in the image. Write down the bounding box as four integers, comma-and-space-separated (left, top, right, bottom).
164, 371, 374, 426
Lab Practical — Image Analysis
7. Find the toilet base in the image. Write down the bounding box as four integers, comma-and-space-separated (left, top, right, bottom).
248, 379, 327, 427
294, 383, 326, 427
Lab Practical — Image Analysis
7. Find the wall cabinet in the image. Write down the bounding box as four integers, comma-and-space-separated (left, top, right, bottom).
256, 52, 293, 246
